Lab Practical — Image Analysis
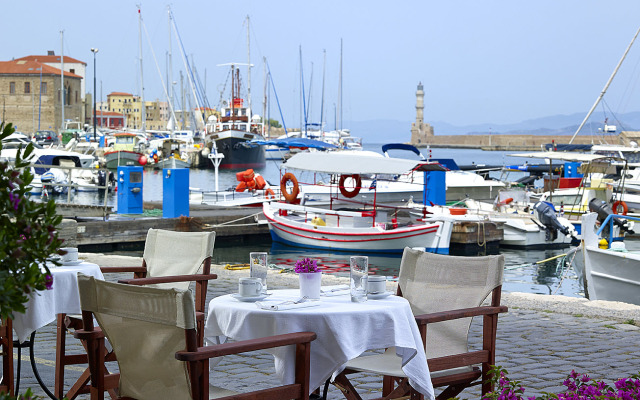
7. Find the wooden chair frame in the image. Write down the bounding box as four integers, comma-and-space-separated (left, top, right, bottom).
0, 319, 14, 396
75, 310, 316, 400
55, 257, 217, 400
333, 285, 507, 400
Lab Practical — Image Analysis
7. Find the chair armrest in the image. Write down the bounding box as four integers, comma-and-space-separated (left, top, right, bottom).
73, 328, 105, 341
175, 332, 317, 362
118, 273, 218, 286
414, 305, 508, 325
99, 266, 147, 274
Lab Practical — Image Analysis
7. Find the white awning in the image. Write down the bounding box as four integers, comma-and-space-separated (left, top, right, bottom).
508, 151, 609, 162
281, 151, 446, 174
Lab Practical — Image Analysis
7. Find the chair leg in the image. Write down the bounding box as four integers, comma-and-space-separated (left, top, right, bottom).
332, 372, 363, 400
0, 319, 14, 396
55, 314, 67, 399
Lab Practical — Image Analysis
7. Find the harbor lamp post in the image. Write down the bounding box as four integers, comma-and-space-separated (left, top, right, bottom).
91, 48, 99, 141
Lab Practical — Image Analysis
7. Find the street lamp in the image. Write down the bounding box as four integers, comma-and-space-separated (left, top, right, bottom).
90, 48, 99, 142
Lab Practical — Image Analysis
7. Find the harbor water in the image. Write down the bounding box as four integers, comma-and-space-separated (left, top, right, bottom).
53, 144, 585, 299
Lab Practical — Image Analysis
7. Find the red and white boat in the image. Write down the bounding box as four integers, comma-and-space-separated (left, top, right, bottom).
262, 151, 454, 254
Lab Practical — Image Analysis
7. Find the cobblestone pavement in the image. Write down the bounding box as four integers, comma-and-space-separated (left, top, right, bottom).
13, 255, 640, 400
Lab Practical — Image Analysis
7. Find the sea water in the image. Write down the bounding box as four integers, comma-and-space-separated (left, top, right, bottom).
47, 144, 585, 298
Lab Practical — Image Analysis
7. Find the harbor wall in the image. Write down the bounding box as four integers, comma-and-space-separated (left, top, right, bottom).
412, 133, 603, 150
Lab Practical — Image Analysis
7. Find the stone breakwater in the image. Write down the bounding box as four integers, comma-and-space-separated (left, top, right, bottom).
18, 253, 640, 399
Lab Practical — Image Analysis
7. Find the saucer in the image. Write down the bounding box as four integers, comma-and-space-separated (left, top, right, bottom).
367, 291, 393, 300
61, 260, 83, 266
231, 293, 270, 302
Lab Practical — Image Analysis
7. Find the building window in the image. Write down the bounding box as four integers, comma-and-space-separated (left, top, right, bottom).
70, 68, 75, 74
24, 82, 30, 94
41, 82, 47, 94
75, 91, 78, 103
9, 82, 15, 94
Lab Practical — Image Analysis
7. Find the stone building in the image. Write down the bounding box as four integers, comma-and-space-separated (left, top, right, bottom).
15, 52, 87, 100
410, 82, 434, 146
0, 59, 82, 134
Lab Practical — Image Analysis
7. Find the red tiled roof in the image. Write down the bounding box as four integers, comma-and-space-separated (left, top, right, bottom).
15, 55, 87, 66
108, 92, 134, 97
0, 60, 82, 78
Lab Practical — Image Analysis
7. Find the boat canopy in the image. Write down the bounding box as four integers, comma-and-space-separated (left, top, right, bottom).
249, 137, 338, 150
282, 151, 446, 175
508, 151, 609, 162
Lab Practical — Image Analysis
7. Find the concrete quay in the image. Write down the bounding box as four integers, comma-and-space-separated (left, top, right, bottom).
14, 253, 640, 400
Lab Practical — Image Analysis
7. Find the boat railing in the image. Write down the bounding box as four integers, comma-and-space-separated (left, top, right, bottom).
597, 213, 640, 249
30, 163, 112, 220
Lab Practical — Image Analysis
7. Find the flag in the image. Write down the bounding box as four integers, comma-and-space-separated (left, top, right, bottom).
369, 179, 377, 190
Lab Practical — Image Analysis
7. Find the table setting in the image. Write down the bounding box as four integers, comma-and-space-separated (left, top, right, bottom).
204, 253, 433, 397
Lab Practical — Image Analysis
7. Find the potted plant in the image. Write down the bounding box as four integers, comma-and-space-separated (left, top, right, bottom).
294, 258, 321, 300
1, 121, 64, 399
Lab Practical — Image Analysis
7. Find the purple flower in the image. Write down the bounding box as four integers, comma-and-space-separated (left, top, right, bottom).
9, 191, 20, 210
581, 374, 591, 383
44, 274, 53, 290
294, 258, 319, 273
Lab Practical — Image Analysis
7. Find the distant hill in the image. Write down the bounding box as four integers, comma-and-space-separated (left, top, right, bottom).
349, 111, 640, 143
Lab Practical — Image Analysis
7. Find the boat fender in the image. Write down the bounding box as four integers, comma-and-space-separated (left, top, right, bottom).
311, 216, 326, 226
612, 200, 628, 216
339, 174, 362, 198
498, 197, 513, 206
392, 218, 398, 229
599, 238, 609, 249
255, 175, 267, 190
235, 181, 247, 192
281, 173, 300, 203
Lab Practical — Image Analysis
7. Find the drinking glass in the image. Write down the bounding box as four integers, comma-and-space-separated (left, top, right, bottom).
350, 256, 368, 303
250, 252, 268, 294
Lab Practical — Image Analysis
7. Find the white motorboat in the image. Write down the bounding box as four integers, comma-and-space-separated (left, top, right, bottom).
264, 151, 454, 253
569, 210, 639, 305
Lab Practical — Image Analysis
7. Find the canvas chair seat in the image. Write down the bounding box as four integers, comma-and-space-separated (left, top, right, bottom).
345, 347, 474, 380
333, 248, 507, 400
75, 274, 315, 400
55, 228, 217, 400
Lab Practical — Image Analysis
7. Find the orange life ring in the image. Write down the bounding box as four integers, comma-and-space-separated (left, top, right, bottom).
339, 174, 362, 198
265, 188, 276, 199
280, 173, 299, 203
612, 200, 628, 215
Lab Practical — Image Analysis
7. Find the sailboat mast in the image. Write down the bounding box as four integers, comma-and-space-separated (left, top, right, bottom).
168, 6, 174, 134
60, 30, 64, 131
246, 15, 251, 117
338, 38, 343, 131
138, 6, 146, 132
569, 25, 640, 144
320, 49, 326, 133
263, 56, 267, 136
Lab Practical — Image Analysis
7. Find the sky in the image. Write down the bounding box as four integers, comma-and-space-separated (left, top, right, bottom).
4, 1, 640, 131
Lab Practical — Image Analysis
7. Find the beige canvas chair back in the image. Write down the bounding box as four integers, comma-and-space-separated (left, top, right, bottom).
398, 248, 504, 359
78, 274, 196, 400
143, 228, 216, 290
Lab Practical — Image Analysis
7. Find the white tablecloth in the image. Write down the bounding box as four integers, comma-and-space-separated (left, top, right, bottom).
205, 288, 433, 398
12, 262, 104, 343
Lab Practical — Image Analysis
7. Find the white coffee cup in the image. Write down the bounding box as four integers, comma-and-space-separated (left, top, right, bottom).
368, 275, 387, 294
239, 277, 263, 297
61, 247, 78, 263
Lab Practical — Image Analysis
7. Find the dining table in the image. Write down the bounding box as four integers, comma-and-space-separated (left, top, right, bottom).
204, 287, 434, 398
10, 261, 103, 399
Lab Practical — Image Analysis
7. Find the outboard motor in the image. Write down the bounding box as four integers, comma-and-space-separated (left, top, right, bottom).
588, 198, 634, 234
534, 201, 571, 239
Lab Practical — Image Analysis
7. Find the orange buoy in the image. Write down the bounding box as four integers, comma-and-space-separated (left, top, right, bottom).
281, 173, 299, 203
235, 181, 247, 192
612, 200, 628, 215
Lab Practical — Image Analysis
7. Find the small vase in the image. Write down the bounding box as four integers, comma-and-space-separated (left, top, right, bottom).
298, 272, 322, 300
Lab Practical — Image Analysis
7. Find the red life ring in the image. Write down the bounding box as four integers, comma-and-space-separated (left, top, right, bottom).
280, 173, 299, 203
612, 200, 628, 215
339, 174, 362, 198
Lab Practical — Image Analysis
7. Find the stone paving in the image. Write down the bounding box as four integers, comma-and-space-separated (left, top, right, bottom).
12, 255, 640, 400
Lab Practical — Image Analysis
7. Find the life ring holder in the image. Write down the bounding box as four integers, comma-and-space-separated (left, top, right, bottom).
612, 200, 628, 216
339, 174, 362, 198
280, 173, 300, 203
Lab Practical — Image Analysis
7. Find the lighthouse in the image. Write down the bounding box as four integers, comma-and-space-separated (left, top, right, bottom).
410, 82, 434, 145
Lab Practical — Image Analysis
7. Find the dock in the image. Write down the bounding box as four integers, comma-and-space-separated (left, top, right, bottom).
58, 204, 270, 251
